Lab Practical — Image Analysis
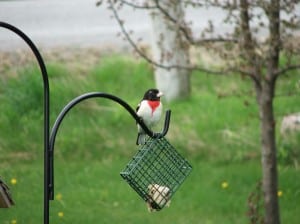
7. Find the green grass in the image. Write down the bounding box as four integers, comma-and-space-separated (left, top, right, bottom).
0, 55, 300, 223
2, 159, 299, 224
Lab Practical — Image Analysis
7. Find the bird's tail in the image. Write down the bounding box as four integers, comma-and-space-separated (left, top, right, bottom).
136, 133, 147, 145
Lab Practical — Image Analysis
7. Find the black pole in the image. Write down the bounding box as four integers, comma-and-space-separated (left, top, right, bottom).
0, 22, 51, 224
48, 92, 171, 200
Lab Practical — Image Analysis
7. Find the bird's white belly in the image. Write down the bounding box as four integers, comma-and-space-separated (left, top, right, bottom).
137, 101, 163, 128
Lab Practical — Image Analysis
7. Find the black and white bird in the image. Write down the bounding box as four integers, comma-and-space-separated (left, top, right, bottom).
136, 89, 163, 145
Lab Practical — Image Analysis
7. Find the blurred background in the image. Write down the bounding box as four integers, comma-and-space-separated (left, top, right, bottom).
0, 1, 299, 224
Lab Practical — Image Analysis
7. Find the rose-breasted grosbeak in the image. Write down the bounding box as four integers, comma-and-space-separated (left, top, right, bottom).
136, 89, 163, 145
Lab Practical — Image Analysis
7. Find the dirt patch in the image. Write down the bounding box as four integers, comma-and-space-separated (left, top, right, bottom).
0, 151, 36, 168
0, 45, 133, 78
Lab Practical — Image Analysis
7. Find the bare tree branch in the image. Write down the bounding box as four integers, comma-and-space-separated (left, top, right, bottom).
239, 0, 262, 89
275, 64, 300, 77
108, 0, 299, 83
108, 0, 234, 75
152, 0, 238, 45
118, 0, 157, 9
266, 0, 281, 84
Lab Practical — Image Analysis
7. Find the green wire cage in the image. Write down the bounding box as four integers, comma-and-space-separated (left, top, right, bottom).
120, 137, 192, 211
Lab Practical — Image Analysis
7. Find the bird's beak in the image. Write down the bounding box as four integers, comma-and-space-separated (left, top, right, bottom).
157, 91, 164, 98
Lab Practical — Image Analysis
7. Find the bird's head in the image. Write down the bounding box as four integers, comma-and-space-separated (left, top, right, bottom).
143, 89, 163, 101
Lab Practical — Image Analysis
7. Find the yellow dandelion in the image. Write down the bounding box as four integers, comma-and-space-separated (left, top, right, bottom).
58, 212, 64, 218
277, 190, 283, 197
11, 178, 17, 185
56, 193, 62, 201
221, 181, 229, 189
11, 219, 17, 224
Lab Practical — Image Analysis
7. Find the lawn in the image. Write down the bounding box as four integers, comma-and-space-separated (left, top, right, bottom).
0, 53, 299, 223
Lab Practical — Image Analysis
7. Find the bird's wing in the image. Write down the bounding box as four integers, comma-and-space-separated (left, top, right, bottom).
136, 102, 141, 125
136, 103, 140, 112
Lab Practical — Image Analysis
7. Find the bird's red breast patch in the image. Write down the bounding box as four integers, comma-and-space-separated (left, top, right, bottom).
147, 100, 160, 114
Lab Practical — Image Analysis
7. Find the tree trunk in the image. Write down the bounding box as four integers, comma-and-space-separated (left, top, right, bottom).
149, 0, 190, 101
256, 79, 280, 224
241, 0, 281, 222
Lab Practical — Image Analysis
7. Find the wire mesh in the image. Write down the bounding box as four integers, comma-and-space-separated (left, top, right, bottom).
120, 137, 192, 211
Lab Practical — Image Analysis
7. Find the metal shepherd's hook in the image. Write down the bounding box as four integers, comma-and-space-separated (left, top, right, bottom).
48, 92, 171, 200
0, 21, 51, 224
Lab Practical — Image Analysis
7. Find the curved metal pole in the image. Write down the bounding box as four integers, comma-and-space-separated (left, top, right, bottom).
49, 92, 171, 200
0, 22, 50, 224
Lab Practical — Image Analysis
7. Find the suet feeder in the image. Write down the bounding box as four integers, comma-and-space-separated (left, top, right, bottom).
120, 137, 192, 211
